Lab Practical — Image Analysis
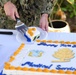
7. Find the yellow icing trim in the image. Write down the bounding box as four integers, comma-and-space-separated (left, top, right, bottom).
4, 62, 10, 66
36, 40, 76, 45
43, 68, 50, 72
30, 32, 33, 36
65, 41, 71, 44
9, 66, 16, 70
8, 43, 25, 63
4, 62, 10, 69
13, 43, 25, 56
4, 65, 10, 70
41, 40, 46, 43
22, 67, 29, 71
15, 66, 22, 70
9, 56, 15, 62
36, 40, 41, 42
36, 68, 42, 72
31, 28, 36, 31
65, 70, 72, 74
13, 51, 19, 56
47, 40, 52, 43
4, 64, 76, 75
57, 70, 65, 74
28, 28, 36, 31
71, 42, 76, 44
53, 40, 59, 43
29, 68, 36, 71
50, 69, 57, 73
73, 71, 76, 74
27, 28, 34, 36
59, 41, 65, 44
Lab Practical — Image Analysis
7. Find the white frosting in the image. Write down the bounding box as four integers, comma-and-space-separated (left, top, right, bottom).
3, 69, 70, 75
3, 42, 76, 75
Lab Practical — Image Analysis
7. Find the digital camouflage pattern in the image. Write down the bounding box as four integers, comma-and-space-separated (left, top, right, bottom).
0, 0, 57, 29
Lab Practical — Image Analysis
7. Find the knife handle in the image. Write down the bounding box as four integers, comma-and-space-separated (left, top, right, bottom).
15, 16, 20, 22
0, 31, 13, 35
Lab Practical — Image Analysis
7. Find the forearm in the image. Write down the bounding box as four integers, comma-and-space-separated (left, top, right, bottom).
41, 0, 57, 15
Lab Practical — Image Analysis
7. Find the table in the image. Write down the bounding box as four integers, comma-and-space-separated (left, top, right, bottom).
0, 29, 76, 73
0, 29, 21, 73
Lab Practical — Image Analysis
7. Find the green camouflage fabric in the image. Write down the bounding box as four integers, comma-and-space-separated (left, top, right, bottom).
0, 0, 11, 6
0, 0, 57, 29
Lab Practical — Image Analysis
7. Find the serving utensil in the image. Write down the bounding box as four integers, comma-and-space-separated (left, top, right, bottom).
15, 17, 31, 42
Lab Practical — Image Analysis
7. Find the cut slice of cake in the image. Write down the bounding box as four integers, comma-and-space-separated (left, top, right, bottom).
26, 27, 40, 41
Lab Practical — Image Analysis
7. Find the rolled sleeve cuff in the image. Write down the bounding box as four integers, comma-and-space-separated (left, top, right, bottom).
41, 0, 57, 15
0, 0, 11, 6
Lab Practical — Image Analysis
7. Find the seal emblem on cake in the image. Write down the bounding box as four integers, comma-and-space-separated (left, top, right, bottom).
28, 50, 44, 57
52, 48, 75, 62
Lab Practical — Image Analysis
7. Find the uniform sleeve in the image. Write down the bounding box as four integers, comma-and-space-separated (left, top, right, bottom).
41, 0, 57, 15
0, 0, 11, 6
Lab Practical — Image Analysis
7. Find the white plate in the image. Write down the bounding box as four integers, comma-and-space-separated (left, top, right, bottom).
16, 27, 48, 44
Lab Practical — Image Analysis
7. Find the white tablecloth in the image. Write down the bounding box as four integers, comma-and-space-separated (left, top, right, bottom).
0, 29, 21, 72
0, 29, 76, 72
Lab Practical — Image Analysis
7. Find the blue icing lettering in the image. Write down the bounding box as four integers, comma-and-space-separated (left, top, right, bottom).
38, 42, 47, 46
67, 45, 72, 47
72, 45, 76, 48
56, 65, 76, 71
21, 62, 33, 66
60, 44, 76, 48
38, 43, 76, 48
56, 65, 66, 70
48, 44, 58, 47
21, 61, 53, 69
43, 64, 53, 69
38, 64, 43, 67
48, 64, 53, 69
33, 64, 41, 67
60, 44, 72, 47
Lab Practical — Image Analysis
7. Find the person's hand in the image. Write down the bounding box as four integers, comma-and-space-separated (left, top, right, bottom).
4, 1, 19, 20
39, 14, 49, 31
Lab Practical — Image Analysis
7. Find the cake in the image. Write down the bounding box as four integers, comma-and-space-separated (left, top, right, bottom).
25, 27, 40, 41
2, 40, 76, 75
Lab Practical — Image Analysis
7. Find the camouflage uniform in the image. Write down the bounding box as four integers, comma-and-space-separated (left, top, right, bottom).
0, 0, 57, 29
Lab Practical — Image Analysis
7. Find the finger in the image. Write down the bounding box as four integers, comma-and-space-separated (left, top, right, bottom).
15, 9, 19, 18
40, 21, 46, 31
39, 22, 42, 28
45, 22, 48, 32
41, 24, 46, 31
